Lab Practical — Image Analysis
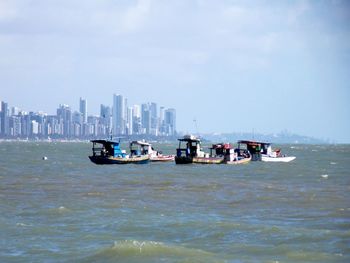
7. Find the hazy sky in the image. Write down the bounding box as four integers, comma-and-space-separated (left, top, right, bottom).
1, 0, 349, 142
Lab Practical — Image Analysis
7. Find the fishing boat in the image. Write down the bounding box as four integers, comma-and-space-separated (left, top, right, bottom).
175, 135, 205, 164
148, 146, 175, 162
224, 147, 252, 164
89, 139, 149, 165
195, 142, 251, 164
237, 140, 295, 162
237, 140, 268, 161
261, 146, 296, 162
129, 140, 152, 163
192, 143, 228, 164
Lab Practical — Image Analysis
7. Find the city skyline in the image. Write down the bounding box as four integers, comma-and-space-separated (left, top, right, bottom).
1, 1, 349, 142
0, 94, 176, 139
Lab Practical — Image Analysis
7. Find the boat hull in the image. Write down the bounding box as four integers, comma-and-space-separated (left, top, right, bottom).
175, 156, 193, 164
192, 157, 224, 164
150, 155, 175, 162
225, 156, 251, 165
261, 155, 296, 162
89, 155, 150, 165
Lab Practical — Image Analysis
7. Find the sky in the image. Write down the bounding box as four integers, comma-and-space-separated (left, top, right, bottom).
0, 0, 349, 142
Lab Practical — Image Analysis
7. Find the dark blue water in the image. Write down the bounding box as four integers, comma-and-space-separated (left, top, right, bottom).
0, 142, 349, 262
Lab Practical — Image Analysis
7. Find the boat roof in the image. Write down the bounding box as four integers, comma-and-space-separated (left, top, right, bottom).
237, 140, 271, 146
90, 139, 120, 145
211, 143, 231, 149
130, 140, 151, 146
178, 134, 201, 142
178, 138, 201, 142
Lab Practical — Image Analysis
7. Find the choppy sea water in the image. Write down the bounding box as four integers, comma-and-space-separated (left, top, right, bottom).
0, 142, 349, 263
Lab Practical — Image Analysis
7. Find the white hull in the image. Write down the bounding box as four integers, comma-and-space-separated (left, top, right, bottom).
261, 155, 296, 162
150, 155, 175, 162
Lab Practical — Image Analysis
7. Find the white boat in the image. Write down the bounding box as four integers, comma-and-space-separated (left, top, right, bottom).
148, 144, 175, 162
261, 155, 296, 162
261, 146, 296, 162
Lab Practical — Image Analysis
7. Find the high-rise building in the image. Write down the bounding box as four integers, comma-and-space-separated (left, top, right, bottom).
9, 116, 21, 137
11, 107, 20, 116
150, 102, 158, 135
132, 105, 141, 134
126, 107, 133, 135
57, 104, 72, 137
79, 97, 87, 124
141, 103, 151, 134
159, 106, 165, 135
31, 120, 39, 135
72, 111, 83, 137
100, 104, 112, 135
113, 94, 127, 135
165, 108, 176, 136
1, 101, 9, 136
20, 113, 31, 137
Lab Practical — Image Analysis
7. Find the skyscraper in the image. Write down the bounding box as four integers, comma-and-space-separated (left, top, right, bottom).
159, 106, 165, 135
113, 94, 126, 135
150, 102, 158, 135
1, 101, 9, 135
126, 107, 133, 135
165, 108, 176, 136
132, 105, 141, 134
100, 104, 112, 135
141, 103, 151, 134
57, 104, 72, 137
79, 97, 87, 124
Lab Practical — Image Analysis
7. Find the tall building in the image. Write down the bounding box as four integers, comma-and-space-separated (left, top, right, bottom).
113, 94, 127, 135
159, 106, 165, 134
31, 120, 39, 135
141, 103, 151, 134
72, 111, 83, 137
79, 97, 87, 124
126, 107, 133, 135
1, 101, 9, 136
11, 107, 20, 116
57, 104, 72, 137
20, 113, 31, 137
132, 105, 141, 134
165, 108, 176, 136
100, 104, 112, 135
150, 102, 158, 135
9, 116, 21, 137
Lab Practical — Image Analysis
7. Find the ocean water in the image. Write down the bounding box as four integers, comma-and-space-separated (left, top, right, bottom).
0, 142, 349, 263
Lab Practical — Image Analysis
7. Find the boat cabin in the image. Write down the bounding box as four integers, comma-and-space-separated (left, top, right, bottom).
130, 141, 151, 157
176, 135, 205, 158
237, 140, 271, 161
209, 143, 231, 157
90, 139, 127, 158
